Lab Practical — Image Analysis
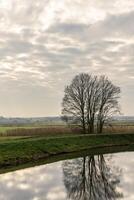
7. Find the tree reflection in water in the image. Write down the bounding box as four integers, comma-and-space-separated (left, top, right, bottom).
63, 155, 123, 200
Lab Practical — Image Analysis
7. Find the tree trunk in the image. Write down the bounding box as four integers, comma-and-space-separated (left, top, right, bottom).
97, 120, 104, 134
82, 111, 86, 134
89, 117, 94, 134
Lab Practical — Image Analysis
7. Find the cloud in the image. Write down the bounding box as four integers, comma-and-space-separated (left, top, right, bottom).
0, 0, 133, 116
47, 22, 89, 36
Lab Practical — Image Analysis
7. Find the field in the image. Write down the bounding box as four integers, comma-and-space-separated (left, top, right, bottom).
0, 121, 133, 137
0, 125, 80, 137
103, 123, 134, 134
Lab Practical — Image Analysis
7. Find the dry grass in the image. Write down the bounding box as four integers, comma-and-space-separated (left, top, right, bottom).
103, 124, 134, 134
3, 126, 82, 137
0, 123, 134, 137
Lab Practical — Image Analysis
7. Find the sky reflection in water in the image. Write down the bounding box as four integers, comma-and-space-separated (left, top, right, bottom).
0, 152, 133, 200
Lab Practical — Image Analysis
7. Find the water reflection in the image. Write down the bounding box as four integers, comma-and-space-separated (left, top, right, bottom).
0, 162, 66, 200
0, 152, 133, 199
63, 155, 122, 200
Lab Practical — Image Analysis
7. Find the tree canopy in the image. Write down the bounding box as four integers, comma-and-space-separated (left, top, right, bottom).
62, 73, 121, 134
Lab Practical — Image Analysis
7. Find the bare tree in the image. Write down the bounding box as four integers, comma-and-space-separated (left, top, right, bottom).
62, 73, 121, 134
96, 76, 121, 133
62, 73, 90, 134
86, 76, 100, 134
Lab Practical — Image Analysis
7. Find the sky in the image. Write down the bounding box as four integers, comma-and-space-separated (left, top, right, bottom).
0, 0, 133, 117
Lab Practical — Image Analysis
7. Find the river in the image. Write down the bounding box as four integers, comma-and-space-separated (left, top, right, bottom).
0, 151, 133, 200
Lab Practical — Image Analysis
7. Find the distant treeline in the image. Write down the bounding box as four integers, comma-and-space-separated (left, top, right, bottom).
0, 116, 64, 125
0, 116, 133, 126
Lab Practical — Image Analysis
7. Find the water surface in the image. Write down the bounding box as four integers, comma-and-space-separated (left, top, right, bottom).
0, 151, 133, 200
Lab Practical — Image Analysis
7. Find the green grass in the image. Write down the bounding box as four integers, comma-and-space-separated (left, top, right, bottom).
0, 133, 134, 171
0, 127, 16, 133
0, 126, 34, 133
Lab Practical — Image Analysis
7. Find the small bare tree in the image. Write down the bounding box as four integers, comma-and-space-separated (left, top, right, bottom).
62, 73, 121, 134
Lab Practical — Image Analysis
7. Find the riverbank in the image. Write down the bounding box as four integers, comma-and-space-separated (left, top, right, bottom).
0, 133, 134, 170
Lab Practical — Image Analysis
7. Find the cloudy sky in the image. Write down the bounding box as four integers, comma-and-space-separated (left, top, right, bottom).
0, 0, 133, 117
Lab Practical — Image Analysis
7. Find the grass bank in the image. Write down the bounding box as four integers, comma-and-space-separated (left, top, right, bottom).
0, 133, 134, 171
